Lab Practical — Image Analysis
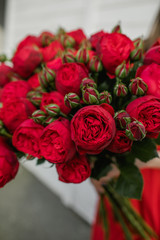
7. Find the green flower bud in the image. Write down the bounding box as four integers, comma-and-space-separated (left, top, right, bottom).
111, 24, 122, 33
44, 104, 60, 117
0, 54, 7, 62
64, 92, 80, 108
130, 48, 143, 61
115, 61, 129, 79
89, 56, 103, 72
40, 67, 56, 91
76, 48, 90, 64
129, 77, 148, 96
27, 91, 42, 106
99, 91, 112, 104
32, 110, 46, 124
45, 116, 56, 125
82, 87, 99, 104
114, 110, 131, 129
60, 34, 75, 48
126, 120, 146, 141
80, 78, 97, 90
114, 83, 128, 97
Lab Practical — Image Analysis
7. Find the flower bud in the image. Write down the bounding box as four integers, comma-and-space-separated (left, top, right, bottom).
115, 61, 129, 79
40, 32, 55, 46
130, 48, 143, 61
114, 110, 131, 129
111, 24, 122, 33
80, 39, 92, 49
129, 77, 148, 96
60, 34, 75, 48
44, 104, 60, 117
45, 116, 56, 125
82, 87, 99, 104
0, 54, 7, 62
63, 53, 75, 63
80, 78, 97, 90
32, 110, 46, 124
27, 91, 42, 106
99, 91, 112, 104
76, 48, 90, 63
89, 56, 103, 72
114, 83, 128, 97
40, 67, 56, 91
133, 38, 143, 49
126, 120, 146, 141
64, 92, 80, 108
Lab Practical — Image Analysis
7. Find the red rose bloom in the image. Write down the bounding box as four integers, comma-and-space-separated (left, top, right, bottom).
55, 62, 88, 95
28, 73, 41, 90
56, 154, 91, 183
144, 46, 160, 65
89, 30, 105, 49
16, 35, 42, 51
1, 80, 31, 102
12, 119, 44, 158
0, 137, 19, 188
136, 63, 160, 98
40, 118, 76, 163
40, 40, 64, 62
12, 45, 42, 78
126, 95, 160, 137
71, 105, 116, 154
41, 91, 71, 115
46, 58, 63, 72
96, 33, 134, 74
67, 29, 87, 46
0, 64, 13, 87
106, 130, 133, 153
1, 97, 36, 133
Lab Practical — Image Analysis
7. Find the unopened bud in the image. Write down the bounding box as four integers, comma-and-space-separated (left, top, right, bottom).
40, 67, 56, 91
27, 91, 42, 106
89, 56, 103, 72
130, 48, 143, 61
82, 87, 99, 104
63, 53, 75, 63
76, 48, 90, 64
115, 61, 129, 79
133, 38, 143, 49
114, 110, 131, 129
126, 120, 146, 141
45, 116, 56, 125
80, 78, 97, 90
64, 92, 80, 108
44, 104, 60, 117
0, 54, 7, 62
111, 24, 122, 33
114, 83, 128, 97
80, 39, 92, 49
32, 110, 46, 124
129, 77, 148, 96
60, 34, 75, 48
99, 91, 112, 104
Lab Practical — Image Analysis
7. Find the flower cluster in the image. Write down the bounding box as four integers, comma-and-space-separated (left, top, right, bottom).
0, 27, 160, 191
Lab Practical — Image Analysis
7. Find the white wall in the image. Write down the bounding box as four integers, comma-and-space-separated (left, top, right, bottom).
3, 0, 160, 224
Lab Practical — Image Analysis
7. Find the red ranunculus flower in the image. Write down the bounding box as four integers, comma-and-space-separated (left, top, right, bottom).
1, 80, 31, 102
71, 104, 116, 154
1, 97, 36, 133
136, 63, 160, 98
40, 40, 64, 62
144, 46, 160, 65
0, 64, 13, 87
12, 119, 44, 158
55, 62, 88, 95
40, 118, 76, 163
0, 137, 19, 188
28, 73, 41, 90
56, 154, 91, 183
106, 130, 133, 153
67, 29, 87, 46
12, 45, 43, 78
89, 30, 105, 49
46, 57, 63, 72
41, 91, 71, 115
96, 33, 134, 74
16, 35, 42, 51
126, 95, 160, 137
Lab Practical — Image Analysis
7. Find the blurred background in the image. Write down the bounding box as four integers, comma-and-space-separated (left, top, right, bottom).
0, 0, 159, 239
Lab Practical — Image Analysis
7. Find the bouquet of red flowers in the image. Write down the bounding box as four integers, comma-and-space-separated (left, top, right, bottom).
0, 25, 160, 239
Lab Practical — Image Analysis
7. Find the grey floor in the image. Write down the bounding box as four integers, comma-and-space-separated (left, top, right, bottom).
0, 166, 91, 240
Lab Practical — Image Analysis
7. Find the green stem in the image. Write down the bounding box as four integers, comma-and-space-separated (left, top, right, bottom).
104, 184, 150, 240
99, 195, 109, 239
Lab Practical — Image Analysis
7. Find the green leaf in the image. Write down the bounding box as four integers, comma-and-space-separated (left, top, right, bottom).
91, 155, 112, 180
115, 164, 143, 199
131, 138, 158, 162
36, 158, 46, 165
